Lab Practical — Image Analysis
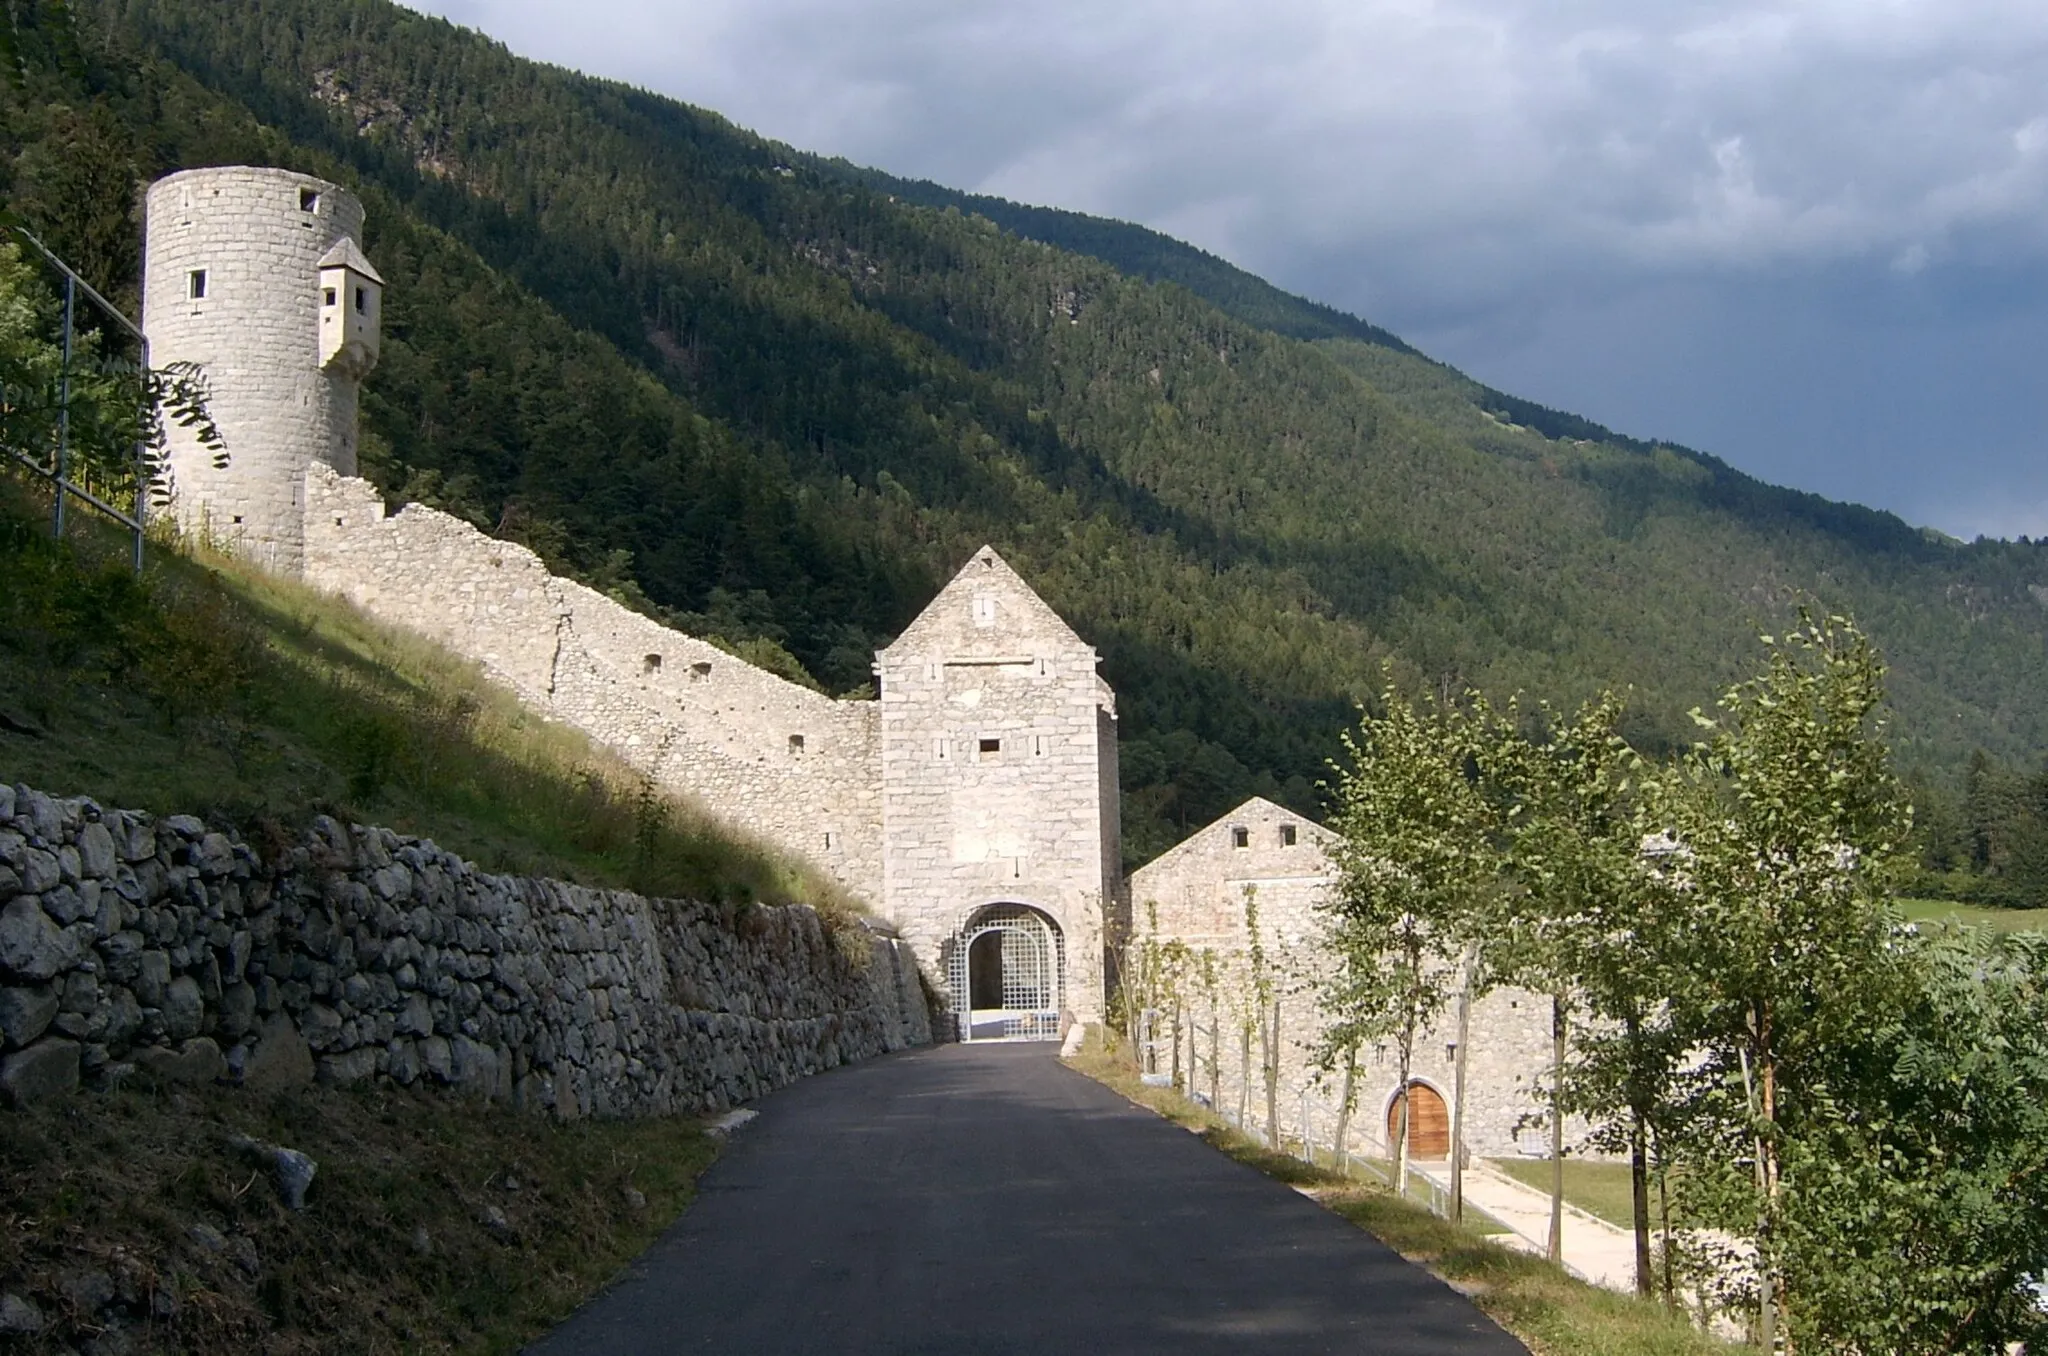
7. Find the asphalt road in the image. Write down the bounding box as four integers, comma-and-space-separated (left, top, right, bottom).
526, 1042, 1528, 1355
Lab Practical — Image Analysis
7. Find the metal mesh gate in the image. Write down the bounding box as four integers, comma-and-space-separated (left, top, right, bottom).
949, 904, 1064, 1042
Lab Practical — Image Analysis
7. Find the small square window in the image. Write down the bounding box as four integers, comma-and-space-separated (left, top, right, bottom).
690, 661, 712, 680
188, 269, 207, 300
788, 734, 805, 755
642, 653, 661, 676
324, 287, 337, 306
300, 188, 320, 212
1280, 825, 1297, 847
979, 737, 1001, 756
1231, 826, 1249, 849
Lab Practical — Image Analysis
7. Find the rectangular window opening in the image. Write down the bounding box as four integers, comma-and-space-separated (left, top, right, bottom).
690, 661, 712, 680
788, 734, 805, 755
323, 287, 337, 307
642, 653, 662, 676
354, 285, 368, 313
300, 188, 320, 212
823, 831, 835, 851
1231, 826, 1249, 849
188, 269, 207, 300
979, 737, 1001, 757
1280, 824, 1297, 847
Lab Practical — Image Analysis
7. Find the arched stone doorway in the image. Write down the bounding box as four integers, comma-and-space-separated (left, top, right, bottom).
1386, 1081, 1451, 1161
948, 903, 1064, 1042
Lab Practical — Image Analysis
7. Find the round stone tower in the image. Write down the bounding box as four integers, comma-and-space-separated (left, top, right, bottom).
142, 166, 383, 573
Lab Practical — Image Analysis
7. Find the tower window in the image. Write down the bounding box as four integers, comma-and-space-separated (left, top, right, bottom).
642, 653, 661, 676
354, 285, 368, 313
1232, 826, 1249, 849
324, 287, 337, 307
979, 737, 1001, 757
788, 734, 805, 755
188, 269, 207, 300
690, 661, 712, 680
1280, 824, 1298, 847
300, 188, 320, 212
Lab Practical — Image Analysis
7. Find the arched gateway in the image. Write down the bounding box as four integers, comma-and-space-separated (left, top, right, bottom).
948, 904, 1065, 1041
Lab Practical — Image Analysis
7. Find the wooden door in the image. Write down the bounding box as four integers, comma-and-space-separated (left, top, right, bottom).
1387, 1082, 1450, 1160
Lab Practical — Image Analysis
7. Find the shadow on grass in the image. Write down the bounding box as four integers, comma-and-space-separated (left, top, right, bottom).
0, 473, 857, 920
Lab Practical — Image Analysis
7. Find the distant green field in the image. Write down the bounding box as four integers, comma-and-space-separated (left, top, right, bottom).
1489, 1159, 1640, 1230
1897, 899, 2047, 933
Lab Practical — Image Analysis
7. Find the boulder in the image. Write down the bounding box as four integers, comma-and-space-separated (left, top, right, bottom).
133, 1038, 225, 1086
0, 985, 59, 1048
242, 1012, 313, 1091
0, 1037, 80, 1107
0, 898, 76, 981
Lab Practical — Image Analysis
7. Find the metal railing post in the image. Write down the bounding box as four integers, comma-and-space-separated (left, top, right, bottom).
53, 273, 74, 540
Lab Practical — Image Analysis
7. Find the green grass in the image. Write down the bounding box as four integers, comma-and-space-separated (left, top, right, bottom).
1489, 1158, 1642, 1231
0, 476, 857, 921
0, 1075, 720, 1353
1065, 1036, 1748, 1356
1896, 898, 2047, 934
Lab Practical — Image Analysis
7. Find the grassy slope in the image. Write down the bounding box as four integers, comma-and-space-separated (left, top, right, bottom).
0, 479, 854, 916
0, 1077, 717, 1354
1489, 1159, 1642, 1233
1064, 1037, 1743, 1356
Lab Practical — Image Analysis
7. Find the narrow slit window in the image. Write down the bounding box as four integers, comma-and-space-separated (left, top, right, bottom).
354, 285, 368, 313
823, 831, 835, 851
300, 187, 320, 212
642, 653, 662, 676
1280, 824, 1297, 847
188, 269, 207, 300
934, 739, 950, 761
1032, 735, 1048, 757
1231, 826, 1249, 849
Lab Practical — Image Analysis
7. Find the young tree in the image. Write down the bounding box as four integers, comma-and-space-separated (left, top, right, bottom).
1322, 679, 1490, 1193
1480, 691, 1643, 1266
1644, 613, 1912, 1347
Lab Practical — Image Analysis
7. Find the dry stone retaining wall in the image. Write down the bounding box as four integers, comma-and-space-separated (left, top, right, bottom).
0, 783, 930, 1115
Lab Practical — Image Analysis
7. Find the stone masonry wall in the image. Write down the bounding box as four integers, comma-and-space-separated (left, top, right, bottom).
302, 467, 883, 906
875, 548, 1117, 1024
1132, 797, 1585, 1162
0, 784, 931, 1114
144, 168, 366, 574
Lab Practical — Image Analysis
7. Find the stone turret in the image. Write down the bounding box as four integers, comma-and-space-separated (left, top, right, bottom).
142, 167, 381, 573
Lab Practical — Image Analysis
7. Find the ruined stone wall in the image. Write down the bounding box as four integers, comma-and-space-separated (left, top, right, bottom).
0, 784, 930, 1114
143, 168, 366, 574
1131, 798, 1580, 1161
302, 468, 883, 905
875, 548, 1116, 1024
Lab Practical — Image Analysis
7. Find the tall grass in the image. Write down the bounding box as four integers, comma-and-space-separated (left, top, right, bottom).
0, 473, 859, 917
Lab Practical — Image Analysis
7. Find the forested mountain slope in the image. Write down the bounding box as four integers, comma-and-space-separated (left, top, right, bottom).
7, 0, 2047, 863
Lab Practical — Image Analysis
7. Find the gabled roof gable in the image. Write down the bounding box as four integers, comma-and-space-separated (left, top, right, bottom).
317, 238, 385, 285
1132, 796, 1338, 880
878, 545, 1092, 661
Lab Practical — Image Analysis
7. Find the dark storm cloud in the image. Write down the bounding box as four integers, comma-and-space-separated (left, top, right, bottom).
412, 0, 2048, 537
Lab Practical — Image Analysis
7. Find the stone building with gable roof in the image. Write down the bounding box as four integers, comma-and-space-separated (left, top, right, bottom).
1132, 797, 1569, 1162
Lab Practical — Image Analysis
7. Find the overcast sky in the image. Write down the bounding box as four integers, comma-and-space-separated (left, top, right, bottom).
410, 0, 2048, 540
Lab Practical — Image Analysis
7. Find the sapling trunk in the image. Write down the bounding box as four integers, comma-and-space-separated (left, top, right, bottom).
1263, 996, 1280, 1150
1548, 994, 1565, 1264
